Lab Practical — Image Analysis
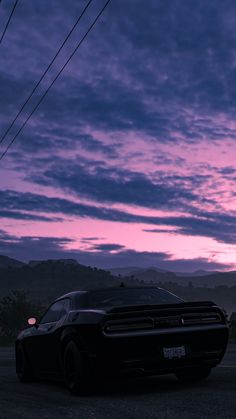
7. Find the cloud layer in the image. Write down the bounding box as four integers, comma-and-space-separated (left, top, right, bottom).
0, 1, 236, 270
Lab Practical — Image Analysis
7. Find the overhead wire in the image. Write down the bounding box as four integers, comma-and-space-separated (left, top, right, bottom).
0, 0, 111, 162
0, 0, 19, 44
0, 0, 93, 147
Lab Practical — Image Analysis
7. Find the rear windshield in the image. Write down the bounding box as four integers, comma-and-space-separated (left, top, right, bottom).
87, 288, 183, 308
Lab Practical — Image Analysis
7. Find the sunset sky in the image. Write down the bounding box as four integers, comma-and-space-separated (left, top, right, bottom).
1, 0, 236, 271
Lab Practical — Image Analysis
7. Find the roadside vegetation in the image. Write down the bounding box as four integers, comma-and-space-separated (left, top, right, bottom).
0, 290, 44, 345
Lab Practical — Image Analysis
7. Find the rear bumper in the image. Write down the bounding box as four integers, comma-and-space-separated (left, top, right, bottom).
90, 324, 229, 376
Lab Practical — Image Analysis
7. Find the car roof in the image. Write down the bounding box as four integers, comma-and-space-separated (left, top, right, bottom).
55, 290, 87, 301
55, 286, 162, 301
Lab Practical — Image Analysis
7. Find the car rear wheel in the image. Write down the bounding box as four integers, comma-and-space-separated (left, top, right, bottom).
175, 367, 211, 383
63, 340, 90, 395
16, 344, 35, 382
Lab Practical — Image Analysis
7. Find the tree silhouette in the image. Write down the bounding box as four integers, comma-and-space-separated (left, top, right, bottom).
0, 290, 43, 338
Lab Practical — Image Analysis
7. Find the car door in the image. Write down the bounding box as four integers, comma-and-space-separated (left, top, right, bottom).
46, 298, 71, 375
28, 300, 66, 376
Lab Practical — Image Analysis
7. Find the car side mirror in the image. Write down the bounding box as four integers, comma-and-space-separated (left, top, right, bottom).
27, 317, 38, 327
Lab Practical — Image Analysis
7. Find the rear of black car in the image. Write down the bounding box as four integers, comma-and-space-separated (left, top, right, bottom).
96, 302, 228, 377
15, 286, 229, 395
78, 290, 229, 378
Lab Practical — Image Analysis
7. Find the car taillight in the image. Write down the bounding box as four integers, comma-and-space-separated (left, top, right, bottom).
181, 312, 222, 325
104, 319, 153, 334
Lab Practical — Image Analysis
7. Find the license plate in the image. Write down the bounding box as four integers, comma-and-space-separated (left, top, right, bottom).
163, 346, 186, 359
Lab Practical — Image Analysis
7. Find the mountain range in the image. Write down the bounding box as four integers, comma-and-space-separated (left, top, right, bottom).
108, 266, 218, 278
0, 255, 235, 313
108, 266, 236, 288
1, 254, 236, 289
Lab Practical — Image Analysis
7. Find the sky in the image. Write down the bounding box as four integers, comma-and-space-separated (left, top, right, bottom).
1, 0, 236, 271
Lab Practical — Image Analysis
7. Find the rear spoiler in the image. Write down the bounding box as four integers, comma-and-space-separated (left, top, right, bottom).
108, 301, 217, 314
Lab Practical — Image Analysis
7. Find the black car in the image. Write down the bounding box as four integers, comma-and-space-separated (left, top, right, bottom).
15, 286, 229, 394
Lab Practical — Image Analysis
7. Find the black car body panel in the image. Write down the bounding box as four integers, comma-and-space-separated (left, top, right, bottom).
16, 287, 229, 382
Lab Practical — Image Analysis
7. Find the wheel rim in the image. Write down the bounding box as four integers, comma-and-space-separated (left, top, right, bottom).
65, 349, 78, 388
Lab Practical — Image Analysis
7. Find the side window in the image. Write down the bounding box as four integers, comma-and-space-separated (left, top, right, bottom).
40, 300, 65, 324
60, 299, 71, 317
63, 299, 71, 314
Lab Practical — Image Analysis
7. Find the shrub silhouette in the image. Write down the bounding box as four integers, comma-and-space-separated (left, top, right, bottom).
0, 290, 43, 338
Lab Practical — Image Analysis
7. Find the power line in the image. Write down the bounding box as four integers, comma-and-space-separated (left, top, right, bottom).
0, 0, 19, 44
0, 0, 93, 147
0, 0, 111, 162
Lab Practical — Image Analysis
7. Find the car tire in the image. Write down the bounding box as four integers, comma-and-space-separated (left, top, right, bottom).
175, 367, 211, 383
63, 340, 90, 395
15, 344, 35, 382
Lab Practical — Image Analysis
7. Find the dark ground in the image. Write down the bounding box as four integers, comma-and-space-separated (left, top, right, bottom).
0, 344, 235, 419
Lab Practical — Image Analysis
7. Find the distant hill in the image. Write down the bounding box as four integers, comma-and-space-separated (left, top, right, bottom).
127, 268, 176, 282
29, 259, 80, 267
0, 259, 126, 301
108, 266, 141, 276
175, 269, 218, 277
108, 266, 170, 276
109, 266, 217, 279
109, 266, 236, 288
0, 255, 25, 269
